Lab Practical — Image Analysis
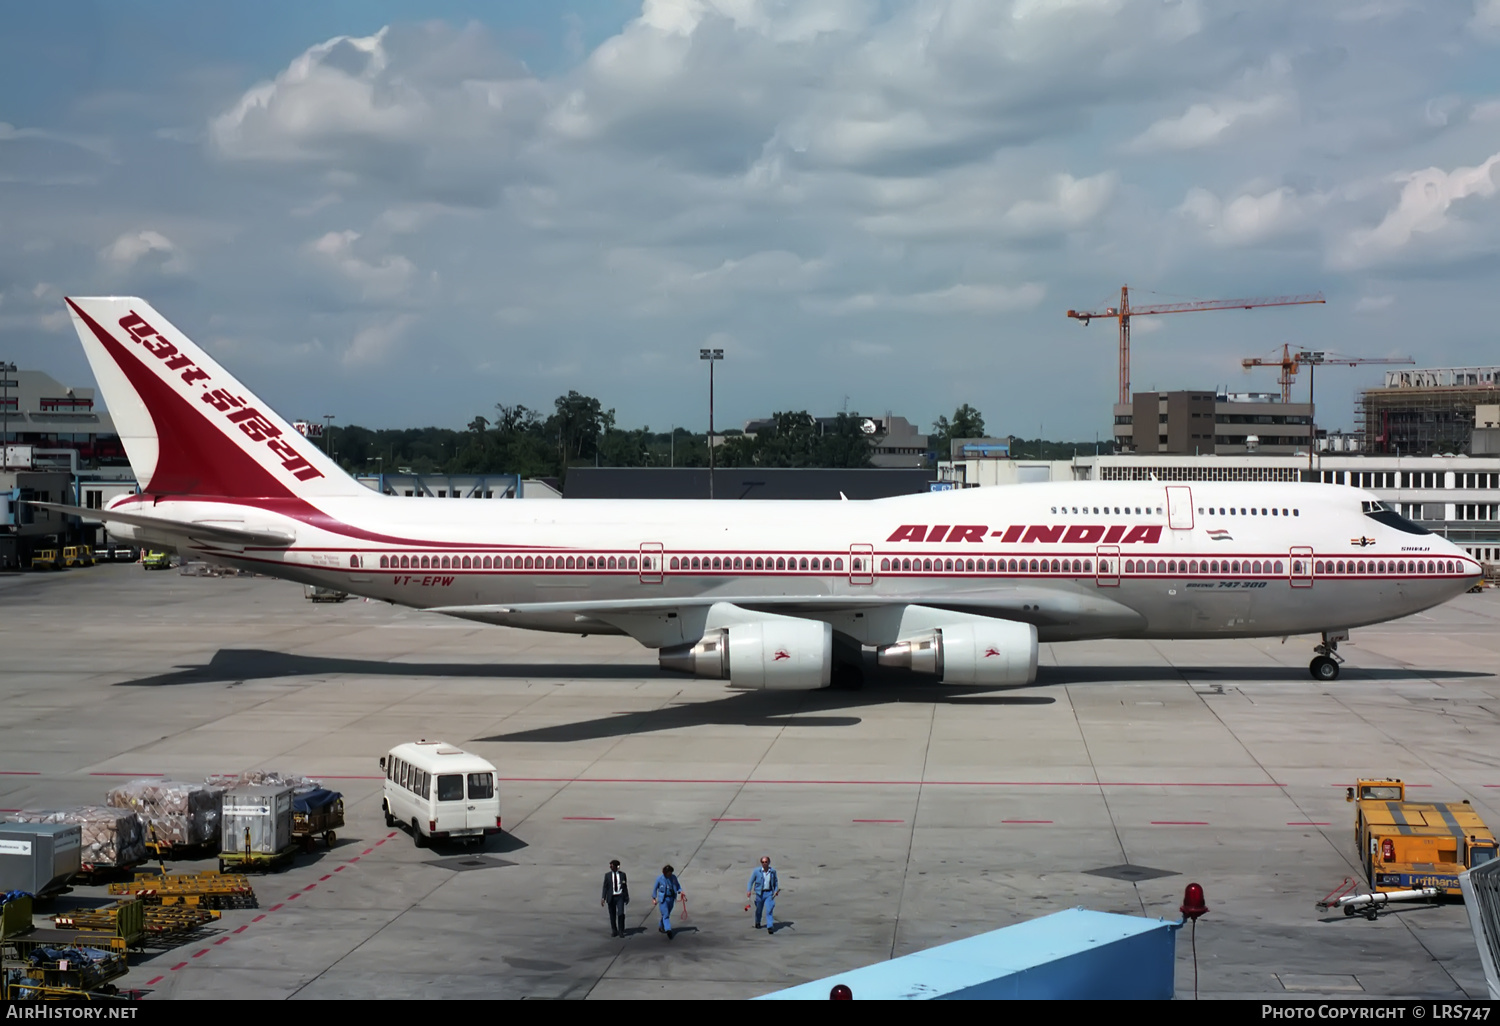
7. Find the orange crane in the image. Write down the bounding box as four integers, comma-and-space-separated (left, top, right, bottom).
1242, 346, 1413, 404
1067, 286, 1326, 405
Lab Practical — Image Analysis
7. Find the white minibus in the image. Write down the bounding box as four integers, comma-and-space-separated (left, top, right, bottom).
380, 740, 501, 846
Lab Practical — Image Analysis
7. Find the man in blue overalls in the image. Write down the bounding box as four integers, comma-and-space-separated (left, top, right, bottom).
651, 864, 685, 940
747, 855, 780, 933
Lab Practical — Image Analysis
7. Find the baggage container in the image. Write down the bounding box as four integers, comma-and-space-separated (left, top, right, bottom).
12, 808, 145, 873
0, 823, 83, 896
106, 778, 224, 851
220, 786, 294, 859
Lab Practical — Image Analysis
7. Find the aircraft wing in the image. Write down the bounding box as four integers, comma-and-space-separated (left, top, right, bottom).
25, 502, 296, 548
430, 588, 1145, 639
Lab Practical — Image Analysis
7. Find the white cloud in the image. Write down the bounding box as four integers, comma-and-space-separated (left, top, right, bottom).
1354, 294, 1395, 312
99, 230, 187, 273
1336, 151, 1500, 267
858, 170, 1115, 241
1473, 0, 1500, 36
1128, 94, 1291, 152
1178, 185, 1323, 245
303, 229, 417, 301
815, 281, 1046, 315
342, 313, 417, 367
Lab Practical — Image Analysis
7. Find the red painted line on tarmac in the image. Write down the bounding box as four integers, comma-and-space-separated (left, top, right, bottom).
0, 771, 39, 775
89, 772, 165, 777
266, 905, 282, 912
302, 884, 317, 891
191, 949, 208, 958
348, 856, 362, 862
563, 816, 614, 821
0, 809, 19, 813
1151, 821, 1210, 825
146, 976, 163, 985
1002, 819, 1053, 824
375, 839, 387, 846
1288, 821, 1331, 826
287, 893, 300, 901
361, 849, 374, 854
333, 866, 346, 872
712, 818, 761, 822
319, 874, 332, 881
170, 962, 187, 972
318, 775, 384, 780
498, 776, 1282, 787
233, 925, 249, 933
852, 819, 904, 823
213, 937, 230, 945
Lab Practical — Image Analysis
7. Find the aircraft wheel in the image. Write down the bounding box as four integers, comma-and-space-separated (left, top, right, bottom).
1310, 656, 1340, 681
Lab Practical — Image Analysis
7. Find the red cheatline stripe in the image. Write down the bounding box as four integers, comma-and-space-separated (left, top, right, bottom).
170, 962, 187, 972
0, 809, 19, 813
0, 771, 39, 775
563, 816, 615, 821
1002, 819, 1053, 824
497, 776, 1282, 787
146, 976, 163, 985
1151, 821, 1209, 825
852, 819, 904, 823
712, 818, 761, 822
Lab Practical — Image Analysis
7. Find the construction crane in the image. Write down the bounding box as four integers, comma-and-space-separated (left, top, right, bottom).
1067, 286, 1326, 406
1291, 350, 1414, 472
1242, 346, 1414, 404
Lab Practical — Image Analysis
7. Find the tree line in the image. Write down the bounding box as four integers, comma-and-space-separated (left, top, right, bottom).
324, 392, 1101, 480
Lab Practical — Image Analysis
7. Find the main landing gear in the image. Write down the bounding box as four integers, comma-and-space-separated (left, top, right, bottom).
1310, 630, 1348, 681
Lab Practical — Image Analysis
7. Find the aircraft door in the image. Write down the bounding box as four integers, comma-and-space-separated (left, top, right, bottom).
849, 544, 874, 585
640, 543, 663, 584
1166, 486, 1194, 530
1290, 546, 1313, 588
1095, 545, 1120, 587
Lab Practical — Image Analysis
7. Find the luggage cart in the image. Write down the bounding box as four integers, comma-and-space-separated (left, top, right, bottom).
2, 944, 127, 1001
291, 789, 344, 850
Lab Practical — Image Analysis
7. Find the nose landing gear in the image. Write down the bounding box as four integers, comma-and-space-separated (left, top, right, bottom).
1310, 630, 1348, 681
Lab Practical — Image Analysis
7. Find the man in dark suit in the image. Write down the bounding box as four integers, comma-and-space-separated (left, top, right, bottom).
601, 859, 629, 937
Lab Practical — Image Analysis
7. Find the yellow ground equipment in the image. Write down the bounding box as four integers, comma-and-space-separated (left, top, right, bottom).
62, 545, 94, 568
2, 943, 128, 1001
141, 550, 171, 570
53, 897, 218, 949
1348, 778, 1498, 895
109, 871, 257, 910
30, 548, 60, 571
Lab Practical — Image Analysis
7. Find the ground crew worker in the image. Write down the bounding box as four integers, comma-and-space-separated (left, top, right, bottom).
651, 864, 685, 939
747, 855, 780, 932
601, 859, 629, 937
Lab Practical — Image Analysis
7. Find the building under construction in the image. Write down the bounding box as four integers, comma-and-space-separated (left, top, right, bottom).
1360, 367, 1500, 455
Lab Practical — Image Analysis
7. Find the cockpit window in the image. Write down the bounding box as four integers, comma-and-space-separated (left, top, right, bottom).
1362, 502, 1430, 535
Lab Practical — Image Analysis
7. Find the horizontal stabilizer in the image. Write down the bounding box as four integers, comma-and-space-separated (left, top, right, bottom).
25, 502, 295, 548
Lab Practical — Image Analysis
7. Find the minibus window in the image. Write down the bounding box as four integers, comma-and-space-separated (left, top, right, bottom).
437, 775, 465, 801
468, 773, 494, 800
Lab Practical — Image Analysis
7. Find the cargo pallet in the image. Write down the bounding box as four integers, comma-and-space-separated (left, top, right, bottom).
109, 871, 257, 910
50, 898, 146, 949
218, 844, 298, 874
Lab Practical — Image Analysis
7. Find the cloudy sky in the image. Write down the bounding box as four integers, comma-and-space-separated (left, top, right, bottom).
4, 0, 1500, 440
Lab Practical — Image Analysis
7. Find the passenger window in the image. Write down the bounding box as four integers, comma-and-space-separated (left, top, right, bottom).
437, 775, 465, 802
467, 773, 494, 800
881, 558, 891, 571
633, 557, 641, 569
670, 557, 680, 570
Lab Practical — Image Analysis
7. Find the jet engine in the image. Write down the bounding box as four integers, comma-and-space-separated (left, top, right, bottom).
659, 618, 832, 690
877, 620, 1037, 685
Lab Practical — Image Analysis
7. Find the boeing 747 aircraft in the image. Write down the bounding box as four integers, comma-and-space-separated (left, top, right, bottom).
36, 297, 1482, 689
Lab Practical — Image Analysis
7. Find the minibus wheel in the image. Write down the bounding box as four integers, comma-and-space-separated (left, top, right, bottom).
412, 818, 427, 848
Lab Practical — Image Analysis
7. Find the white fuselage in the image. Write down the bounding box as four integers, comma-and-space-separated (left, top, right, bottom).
109, 480, 1480, 647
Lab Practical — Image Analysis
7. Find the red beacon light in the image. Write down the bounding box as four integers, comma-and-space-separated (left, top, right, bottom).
1180, 882, 1209, 921
829, 984, 852, 1000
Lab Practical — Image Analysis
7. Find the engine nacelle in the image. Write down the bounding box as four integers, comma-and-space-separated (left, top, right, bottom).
659, 618, 832, 690
877, 620, 1037, 685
